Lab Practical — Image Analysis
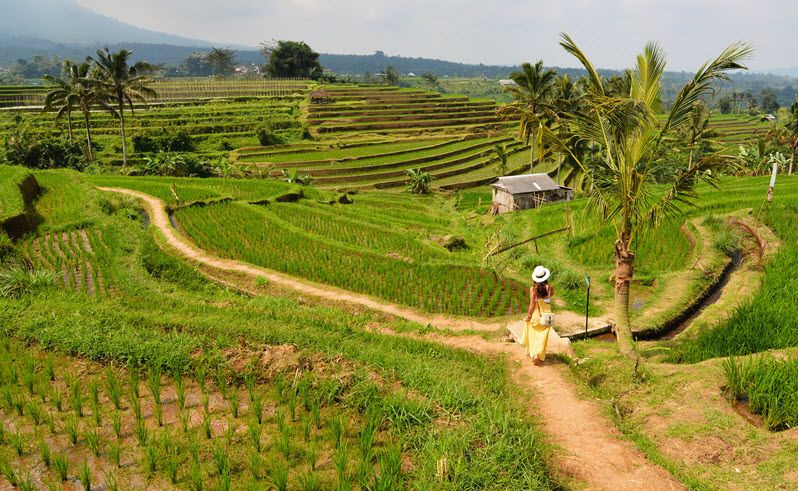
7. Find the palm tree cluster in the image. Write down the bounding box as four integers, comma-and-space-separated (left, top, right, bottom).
503, 35, 752, 356
497, 62, 596, 184
42, 48, 157, 165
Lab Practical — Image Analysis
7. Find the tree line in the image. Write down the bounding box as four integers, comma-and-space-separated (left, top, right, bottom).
171, 41, 323, 78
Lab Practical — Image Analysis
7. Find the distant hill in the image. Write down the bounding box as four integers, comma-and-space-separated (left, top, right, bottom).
758, 67, 798, 78
0, 38, 261, 67
0, 0, 212, 48
318, 52, 516, 78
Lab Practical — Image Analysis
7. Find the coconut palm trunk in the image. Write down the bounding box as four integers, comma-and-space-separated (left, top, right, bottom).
118, 99, 128, 166
83, 111, 94, 161
66, 111, 74, 142
614, 231, 635, 355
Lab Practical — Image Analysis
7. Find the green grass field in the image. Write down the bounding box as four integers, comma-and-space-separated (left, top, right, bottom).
0, 168, 556, 489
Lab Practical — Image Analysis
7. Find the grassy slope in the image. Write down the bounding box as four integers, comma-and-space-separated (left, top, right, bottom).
0, 169, 556, 489
0, 166, 28, 222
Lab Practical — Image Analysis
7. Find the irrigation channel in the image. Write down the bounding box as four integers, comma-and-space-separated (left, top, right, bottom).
596, 251, 744, 342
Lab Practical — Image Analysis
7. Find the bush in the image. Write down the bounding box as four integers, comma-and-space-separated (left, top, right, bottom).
256, 126, 282, 146
132, 129, 196, 153
2, 127, 87, 170
0, 261, 57, 298
140, 152, 216, 178
712, 226, 741, 256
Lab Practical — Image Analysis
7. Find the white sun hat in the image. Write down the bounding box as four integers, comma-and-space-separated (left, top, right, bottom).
532, 265, 551, 283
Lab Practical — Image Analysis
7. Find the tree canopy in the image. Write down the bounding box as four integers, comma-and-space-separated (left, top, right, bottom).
205, 48, 236, 77
263, 40, 322, 78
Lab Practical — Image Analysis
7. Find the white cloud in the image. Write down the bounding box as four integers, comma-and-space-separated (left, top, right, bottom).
73, 0, 796, 70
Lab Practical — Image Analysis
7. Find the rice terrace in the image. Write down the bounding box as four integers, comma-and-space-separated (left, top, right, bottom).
2, 1, 798, 490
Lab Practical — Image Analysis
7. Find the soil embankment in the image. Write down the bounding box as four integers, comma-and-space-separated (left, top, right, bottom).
1, 173, 42, 239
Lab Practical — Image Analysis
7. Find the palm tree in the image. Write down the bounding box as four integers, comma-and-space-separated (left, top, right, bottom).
90, 48, 157, 166
545, 34, 751, 355
499, 61, 558, 171
493, 144, 509, 176
42, 61, 83, 142
383, 66, 400, 86
681, 101, 717, 168
205, 47, 236, 77
44, 61, 108, 161
551, 74, 582, 185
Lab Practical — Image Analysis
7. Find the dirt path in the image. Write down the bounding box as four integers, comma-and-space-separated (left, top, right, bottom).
416, 331, 683, 490
99, 187, 502, 332
100, 187, 684, 490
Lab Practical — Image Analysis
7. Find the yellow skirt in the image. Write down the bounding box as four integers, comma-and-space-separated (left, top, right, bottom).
522, 300, 552, 360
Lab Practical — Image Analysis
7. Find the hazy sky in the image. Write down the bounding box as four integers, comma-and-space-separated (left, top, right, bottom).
75, 0, 796, 71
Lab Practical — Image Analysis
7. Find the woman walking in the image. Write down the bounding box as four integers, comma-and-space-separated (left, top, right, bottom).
522, 265, 555, 365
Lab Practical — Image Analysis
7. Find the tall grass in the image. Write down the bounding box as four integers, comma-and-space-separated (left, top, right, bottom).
722, 355, 798, 430
0, 261, 57, 299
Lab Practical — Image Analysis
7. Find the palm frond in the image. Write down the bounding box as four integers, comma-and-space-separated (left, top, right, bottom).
559, 33, 604, 95
660, 42, 753, 137
630, 42, 666, 110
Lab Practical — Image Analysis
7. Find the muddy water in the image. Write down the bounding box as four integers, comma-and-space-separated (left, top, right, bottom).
660, 251, 743, 340
168, 211, 178, 229
733, 399, 766, 428
139, 208, 151, 226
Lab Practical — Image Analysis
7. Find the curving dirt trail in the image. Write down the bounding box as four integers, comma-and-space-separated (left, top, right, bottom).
100, 187, 684, 490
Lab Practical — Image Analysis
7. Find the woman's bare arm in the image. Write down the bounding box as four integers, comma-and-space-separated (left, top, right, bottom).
525, 287, 537, 321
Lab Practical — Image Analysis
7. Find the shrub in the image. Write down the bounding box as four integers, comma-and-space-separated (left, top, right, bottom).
713, 226, 741, 256
1, 127, 87, 170
256, 126, 282, 146
140, 152, 216, 178
405, 169, 433, 195
0, 261, 57, 298
132, 129, 195, 153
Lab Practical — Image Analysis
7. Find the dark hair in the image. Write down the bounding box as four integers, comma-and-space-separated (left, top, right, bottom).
534, 280, 549, 298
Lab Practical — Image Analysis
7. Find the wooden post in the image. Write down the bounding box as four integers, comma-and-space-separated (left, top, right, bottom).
767, 159, 778, 203
585, 275, 591, 338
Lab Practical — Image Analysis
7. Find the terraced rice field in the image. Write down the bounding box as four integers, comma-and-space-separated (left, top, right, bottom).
231, 85, 528, 190
0, 167, 30, 223
307, 86, 509, 138
23, 228, 113, 297
0, 168, 556, 488
174, 197, 528, 317
0, 79, 309, 108
1, 98, 304, 166
236, 135, 530, 189
708, 114, 772, 146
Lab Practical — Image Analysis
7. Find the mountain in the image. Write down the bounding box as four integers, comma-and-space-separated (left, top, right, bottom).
0, 0, 212, 48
